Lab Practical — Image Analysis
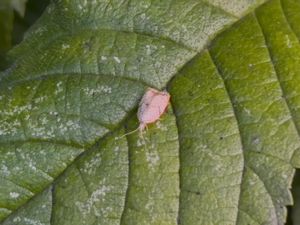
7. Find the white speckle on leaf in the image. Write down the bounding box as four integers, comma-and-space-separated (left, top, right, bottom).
1, 104, 32, 116
1, 165, 10, 176
55, 81, 63, 95
28, 161, 37, 171
40, 116, 48, 125
145, 201, 154, 211
13, 217, 21, 222
101, 56, 107, 61
58, 123, 68, 133
23, 218, 43, 225
49, 111, 59, 116
156, 121, 167, 131
243, 107, 251, 115
249, 180, 256, 186
10, 192, 20, 198
252, 137, 260, 145
145, 45, 152, 55
140, 13, 146, 20
82, 153, 102, 175
215, 164, 222, 172
113, 56, 121, 64
62, 44, 70, 50
114, 146, 120, 154
0, 119, 21, 136
34, 96, 47, 104
75, 185, 111, 217
83, 86, 112, 96
146, 151, 160, 168
285, 34, 292, 48
141, 2, 151, 8
26, 119, 56, 138
66, 120, 81, 131
34, 26, 48, 35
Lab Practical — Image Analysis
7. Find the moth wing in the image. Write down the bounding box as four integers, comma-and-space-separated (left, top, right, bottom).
149, 94, 170, 115
139, 105, 162, 124
138, 88, 159, 119
137, 102, 147, 121
138, 88, 157, 107
137, 88, 170, 124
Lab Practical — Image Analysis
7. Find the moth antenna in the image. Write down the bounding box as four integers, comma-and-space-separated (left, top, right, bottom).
118, 126, 140, 139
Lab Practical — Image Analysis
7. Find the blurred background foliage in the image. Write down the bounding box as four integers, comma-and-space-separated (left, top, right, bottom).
289, 170, 300, 224
0, 0, 49, 69
0, 1, 299, 224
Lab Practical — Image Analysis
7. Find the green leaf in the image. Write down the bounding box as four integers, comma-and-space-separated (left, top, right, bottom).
0, 1, 14, 69
11, 0, 50, 47
1, 187, 52, 225
2, 0, 300, 224
52, 129, 129, 225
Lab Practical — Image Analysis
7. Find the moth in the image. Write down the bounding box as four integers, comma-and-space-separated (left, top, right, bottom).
120, 88, 170, 138
137, 88, 170, 131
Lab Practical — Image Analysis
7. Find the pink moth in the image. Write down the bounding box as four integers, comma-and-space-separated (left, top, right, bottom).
120, 88, 170, 138
137, 88, 170, 131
